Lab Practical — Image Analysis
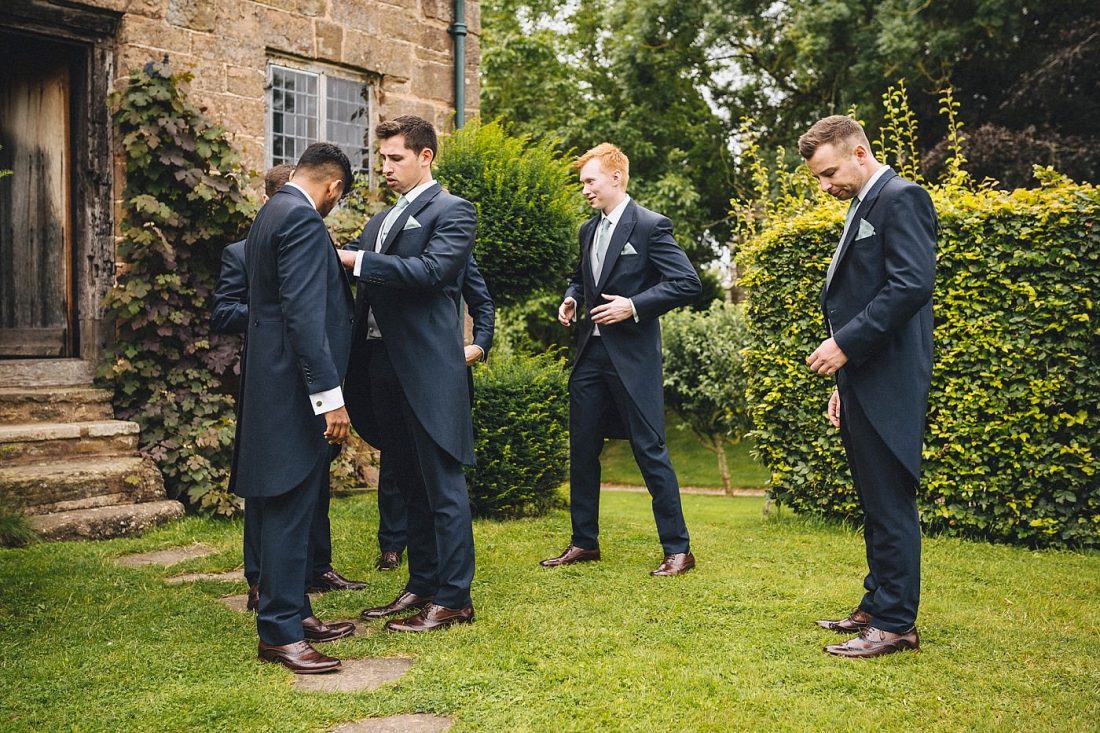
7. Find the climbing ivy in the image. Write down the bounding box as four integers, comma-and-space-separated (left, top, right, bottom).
97, 62, 256, 516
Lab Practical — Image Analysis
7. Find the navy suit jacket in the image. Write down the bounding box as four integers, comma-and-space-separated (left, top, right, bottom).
212, 240, 248, 335
346, 182, 478, 465
459, 254, 494, 357
232, 187, 355, 498
565, 199, 701, 439
822, 170, 937, 481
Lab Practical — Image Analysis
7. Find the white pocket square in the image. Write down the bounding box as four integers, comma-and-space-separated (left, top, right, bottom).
855, 219, 875, 240
621, 243, 638, 255
402, 216, 422, 231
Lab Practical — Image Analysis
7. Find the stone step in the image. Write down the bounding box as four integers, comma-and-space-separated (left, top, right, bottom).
0, 455, 165, 515
28, 499, 185, 541
0, 359, 97, 388
0, 386, 115, 424
0, 420, 140, 464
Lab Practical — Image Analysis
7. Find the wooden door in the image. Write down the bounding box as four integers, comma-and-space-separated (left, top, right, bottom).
0, 38, 74, 357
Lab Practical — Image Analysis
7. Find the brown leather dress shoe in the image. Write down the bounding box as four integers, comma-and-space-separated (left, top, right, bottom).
824, 625, 921, 658
308, 569, 367, 593
376, 550, 402, 571
539, 544, 600, 567
815, 607, 871, 634
361, 590, 434, 620
384, 603, 474, 632
247, 583, 259, 612
258, 640, 341, 674
651, 552, 695, 576
302, 615, 355, 643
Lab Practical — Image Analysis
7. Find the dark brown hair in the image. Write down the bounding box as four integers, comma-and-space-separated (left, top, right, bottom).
264, 164, 295, 198
798, 115, 869, 159
376, 115, 439, 160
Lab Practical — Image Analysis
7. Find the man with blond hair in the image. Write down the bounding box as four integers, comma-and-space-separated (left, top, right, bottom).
800, 115, 936, 658
541, 143, 702, 576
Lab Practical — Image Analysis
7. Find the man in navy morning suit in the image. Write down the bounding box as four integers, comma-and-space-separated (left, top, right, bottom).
541, 143, 702, 577
801, 116, 936, 658
213, 164, 365, 612
370, 254, 495, 574
233, 143, 357, 673
339, 116, 478, 632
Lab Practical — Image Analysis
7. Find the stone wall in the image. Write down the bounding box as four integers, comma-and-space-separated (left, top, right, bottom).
88, 0, 480, 172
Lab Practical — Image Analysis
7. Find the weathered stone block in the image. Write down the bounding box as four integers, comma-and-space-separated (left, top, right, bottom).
226, 65, 265, 98
167, 0, 217, 32
315, 20, 343, 61
330, 1, 380, 35
297, 0, 328, 17
119, 14, 194, 54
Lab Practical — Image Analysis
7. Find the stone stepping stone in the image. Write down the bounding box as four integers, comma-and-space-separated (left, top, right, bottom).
295, 657, 413, 693
217, 593, 251, 613
116, 543, 216, 568
166, 570, 243, 585
217, 591, 335, 615
331, 715, 453, 733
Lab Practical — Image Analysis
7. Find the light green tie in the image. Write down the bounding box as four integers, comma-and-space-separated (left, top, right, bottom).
377, 195, 409, 251
594, 217, 612, 268
826, 196, 860, 288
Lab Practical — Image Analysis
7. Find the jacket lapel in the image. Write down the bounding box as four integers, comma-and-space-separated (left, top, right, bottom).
594, 201, 637, 294
824, 169, 897, 295
580, 215, 599, 297
380, 183, 441, 254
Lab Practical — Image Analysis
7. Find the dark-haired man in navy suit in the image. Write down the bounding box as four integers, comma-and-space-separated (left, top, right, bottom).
800, 115, 936, 658
233, 143, 357, 673
541, 142, 702, 577
339, 115, 478, 632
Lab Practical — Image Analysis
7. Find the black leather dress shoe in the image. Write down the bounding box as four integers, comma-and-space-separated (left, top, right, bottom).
258, 640, 340, 674
376, 550, 402, 571
539, 544, 600, 567
361, 590, 434, 620
302, 615, 355, 643
384, 603, 474, 632
308, 569, 367, 593
816, 607, 871, 634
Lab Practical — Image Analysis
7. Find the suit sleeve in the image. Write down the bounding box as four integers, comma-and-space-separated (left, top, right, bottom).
462, 255, 495, 355
563, 223, 588, 308
833, 185, 937, 366
628, 215, 702, 321
211, 244, 249, 335
355, 198, 475, 291
276, 211, 342, 396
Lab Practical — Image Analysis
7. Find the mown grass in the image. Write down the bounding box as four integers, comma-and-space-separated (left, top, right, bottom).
1, 492, 1097, 732
600, 412, 770, 488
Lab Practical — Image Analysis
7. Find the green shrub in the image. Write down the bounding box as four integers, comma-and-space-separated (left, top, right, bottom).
739, 172, 1100, 548
662, 301, 753, 493
0, 499, 37, 548
466, 352, 570, 518
97, 62, 255, 516
435, 119, 586, 307
492, 291, 577, 360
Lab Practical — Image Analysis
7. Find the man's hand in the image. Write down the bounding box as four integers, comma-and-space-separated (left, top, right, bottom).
323, 406, 351, 444
558, 297, 577, 327
827, 388, 841, 428
806, 337, 848, 376
337, 249, 357, 269
590, 294, 634, 325
464, 344, 484, 366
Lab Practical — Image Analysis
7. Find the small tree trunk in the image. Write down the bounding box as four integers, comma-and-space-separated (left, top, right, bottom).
712, 436, 732, 495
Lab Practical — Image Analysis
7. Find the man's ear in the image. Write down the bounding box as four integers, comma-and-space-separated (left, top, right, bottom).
420, 147, 434, 167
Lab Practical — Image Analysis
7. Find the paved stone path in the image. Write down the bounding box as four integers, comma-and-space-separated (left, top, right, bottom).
115, 543, 216, 567
166, 570, 242, 584
330, 714, 453, 732
294, 656, 413, 693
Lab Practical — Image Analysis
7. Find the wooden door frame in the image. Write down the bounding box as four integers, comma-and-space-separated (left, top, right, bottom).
0, 1, 121, 365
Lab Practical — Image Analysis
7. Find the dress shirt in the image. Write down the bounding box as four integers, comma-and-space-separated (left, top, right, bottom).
569, 194, 638, 334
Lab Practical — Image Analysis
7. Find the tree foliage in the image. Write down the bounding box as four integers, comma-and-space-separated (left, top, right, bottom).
97, 62, 256, 516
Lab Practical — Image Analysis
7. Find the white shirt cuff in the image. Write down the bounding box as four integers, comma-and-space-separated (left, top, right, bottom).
310, 386, 344, 415
630, 298, 639, 323
353, 250, 365, 278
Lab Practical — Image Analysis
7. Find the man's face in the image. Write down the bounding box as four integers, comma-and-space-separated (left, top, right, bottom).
579, 158, 622, 212
379, 135, 431, 194
805, 141, 870, 201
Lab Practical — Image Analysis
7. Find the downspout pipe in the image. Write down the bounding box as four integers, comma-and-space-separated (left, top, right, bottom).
449, 0, 467, 128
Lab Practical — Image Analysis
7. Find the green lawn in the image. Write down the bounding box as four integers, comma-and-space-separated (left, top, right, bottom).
2, 493, 1098, 732
600, 413, 770, 488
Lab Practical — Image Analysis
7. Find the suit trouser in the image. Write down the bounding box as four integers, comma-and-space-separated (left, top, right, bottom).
839, 387, 921, 632
366, 340, 474, 608
243, 484, 333, 585
376, 457, 409, 553
253, 450, 328, 645
568, 337, 690, 555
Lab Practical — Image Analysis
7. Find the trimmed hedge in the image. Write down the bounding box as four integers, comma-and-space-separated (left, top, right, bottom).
466, 352, 570, 518
739, 171, 1100, 548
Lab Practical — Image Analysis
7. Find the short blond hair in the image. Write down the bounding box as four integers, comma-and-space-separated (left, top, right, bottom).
798, 116, 870, 159
574, 143, 630, 188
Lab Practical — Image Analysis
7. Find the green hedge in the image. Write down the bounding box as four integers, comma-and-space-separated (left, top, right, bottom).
739, 171, 1100, 548
466, 352, 570, 518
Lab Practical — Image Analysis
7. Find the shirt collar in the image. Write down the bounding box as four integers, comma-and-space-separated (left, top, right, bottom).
857, 165, 891, 202
602, 194, 631, 226
284, 181, 316, 210
402, 178, 437, 204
